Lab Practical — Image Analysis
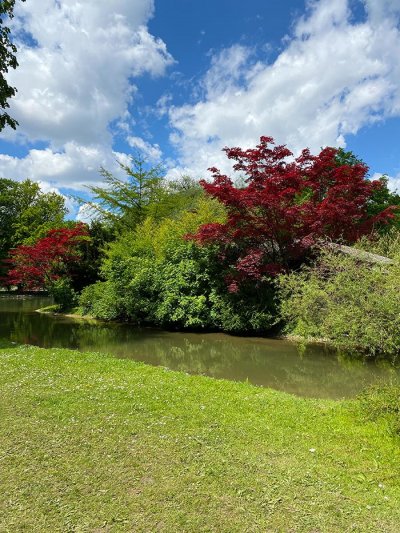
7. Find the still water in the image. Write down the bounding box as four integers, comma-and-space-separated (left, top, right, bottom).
1, 296, 399, 399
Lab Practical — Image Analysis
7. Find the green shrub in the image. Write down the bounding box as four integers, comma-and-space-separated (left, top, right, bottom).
278, 234, 400, 356
154, 242, 215, 329
79, 196, 277, 333
48, 278, 77, 311
209, 283, 277, 334
356, 227, 400, 258
79, 281, 121, 321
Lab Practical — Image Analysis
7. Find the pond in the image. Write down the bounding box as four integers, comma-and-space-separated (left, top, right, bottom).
0, 295, 399, 399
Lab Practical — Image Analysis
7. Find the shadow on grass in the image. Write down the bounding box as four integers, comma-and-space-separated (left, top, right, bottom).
0, 339, 19, 349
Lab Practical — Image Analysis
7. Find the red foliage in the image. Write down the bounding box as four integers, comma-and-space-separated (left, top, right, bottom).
192, 136, 395, 289
5, 224, 89, 291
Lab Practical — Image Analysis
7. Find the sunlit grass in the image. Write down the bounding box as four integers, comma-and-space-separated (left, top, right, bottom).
0, 345, 399, 532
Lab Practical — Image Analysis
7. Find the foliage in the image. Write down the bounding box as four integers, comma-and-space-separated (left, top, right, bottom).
0, 0, 25, 130
81, 198, 219, 325
192, 136, 396, 291
5, 224, 89, 291
278, 233, 400, 356
335, 149, 400, 225
334, 147, 365, 167
84, 155, 165, 230
356, 226, 400, 257
0, 178, 67, 278
162, 174, 204, 216
80, 196, 277, 333
79, 280, 121, 320
367, 176, 400, 225
69, 220, 116, 292
48, 277, 78, 311
83, 154, 203, 232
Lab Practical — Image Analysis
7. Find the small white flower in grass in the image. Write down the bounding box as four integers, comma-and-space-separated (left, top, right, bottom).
378, 483, 385, 489
309, 448, 316, 453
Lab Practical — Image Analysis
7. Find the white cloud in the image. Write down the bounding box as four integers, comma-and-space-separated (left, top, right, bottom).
364, 0, 400, 24
168, 0, 400, 178
76, 203, 98, 224
0, 0, 173, 192
5, 0, 173, 148
203, 45, 255, 99
372, 172, 400, 193
126, 136, 162, 162
0, 143, 132, 191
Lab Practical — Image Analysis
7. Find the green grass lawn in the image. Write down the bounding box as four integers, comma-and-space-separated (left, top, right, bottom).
0, 345, 399, 532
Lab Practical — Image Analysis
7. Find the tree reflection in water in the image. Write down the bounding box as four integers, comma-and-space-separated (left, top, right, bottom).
1, 296, 399, 399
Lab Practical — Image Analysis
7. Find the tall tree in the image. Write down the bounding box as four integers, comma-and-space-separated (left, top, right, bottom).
83, 155, 203, 231
191, 136, 396, 291
84, 155, 166, 230
0, 178, 67, 277
0, 0, 25, 131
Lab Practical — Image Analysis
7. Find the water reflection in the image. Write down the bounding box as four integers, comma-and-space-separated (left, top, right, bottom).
0, 296, 399, 399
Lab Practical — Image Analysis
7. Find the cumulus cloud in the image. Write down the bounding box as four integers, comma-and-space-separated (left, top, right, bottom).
0, 0, 173, 193
372, 172, 400, 193
126, 136, 162, 162
6, 0, 173, 147
76, 203, 99, 224
0, 143, 132, 191
168, 0, 400, 178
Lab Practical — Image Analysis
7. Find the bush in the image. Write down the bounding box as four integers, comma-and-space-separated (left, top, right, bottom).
48, 278, 77, 311
79, 196, 278, 333
278, 234, 400, 356
79, 281, 122, 321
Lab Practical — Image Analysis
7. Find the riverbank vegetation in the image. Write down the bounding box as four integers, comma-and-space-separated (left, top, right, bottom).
0, 344, 400, 531
279, 230, 400, 357
1, 137, 400, 356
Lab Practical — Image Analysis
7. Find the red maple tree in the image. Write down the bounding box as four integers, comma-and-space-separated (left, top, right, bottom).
5, 224, 89, 291
192, 136, 395, 291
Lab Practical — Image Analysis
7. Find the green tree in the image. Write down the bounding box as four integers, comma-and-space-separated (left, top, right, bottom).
367, 175, 400, 226
163, 175, 204, 215
69, 220, 115, 292
84, 155, 166, 230
0, 0, 25, 131
0, 178, 66, 278
83, 155, 204, 232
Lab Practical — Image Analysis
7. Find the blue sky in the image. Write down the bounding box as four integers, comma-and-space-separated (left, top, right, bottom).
1, 0, 400, 218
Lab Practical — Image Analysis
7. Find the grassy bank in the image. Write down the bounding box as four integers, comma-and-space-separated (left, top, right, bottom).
0, 345, 399, 532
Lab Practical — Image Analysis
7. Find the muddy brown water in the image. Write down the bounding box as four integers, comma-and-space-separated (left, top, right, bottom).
0, 295, 399, 399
